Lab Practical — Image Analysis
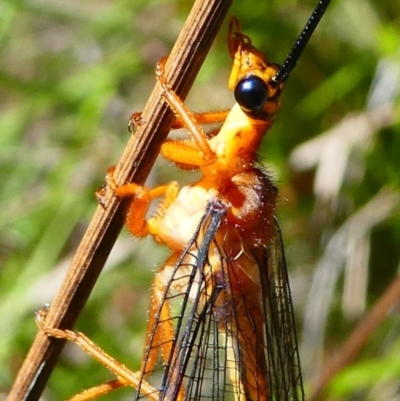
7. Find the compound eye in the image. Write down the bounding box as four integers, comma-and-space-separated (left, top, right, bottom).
234, 76, 268, 114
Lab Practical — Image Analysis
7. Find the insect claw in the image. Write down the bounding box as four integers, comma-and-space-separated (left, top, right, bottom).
105, 166, 118, 192
95, 184, 108, 209
128, 112, 143, 134
35, 305, 61, 339
35, 304, 50, 328
94, 166, 119, 208
155, 55, 169, 75
155, 60, 164, 79
155, 57, 172, 93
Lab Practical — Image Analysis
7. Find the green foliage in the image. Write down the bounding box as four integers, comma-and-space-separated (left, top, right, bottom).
1, 0, 399, 400
329, 341, 400, 399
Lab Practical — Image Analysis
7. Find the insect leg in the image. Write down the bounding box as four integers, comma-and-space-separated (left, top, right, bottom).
105, 166, 179, 238
129, 110, 229, 134
36, 308, 159, 401
141, 269, 174, 371
139, 254, 186, 401
155, 58, 217, 167
66, 379, 127, 401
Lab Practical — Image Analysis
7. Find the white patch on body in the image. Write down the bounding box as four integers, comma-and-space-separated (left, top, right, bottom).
158, 185, 215, 249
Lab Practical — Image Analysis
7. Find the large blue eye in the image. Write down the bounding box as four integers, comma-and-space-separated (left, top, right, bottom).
234, 76, 268, 113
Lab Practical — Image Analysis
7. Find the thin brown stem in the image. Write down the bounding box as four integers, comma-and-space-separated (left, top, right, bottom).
308, 275, 400, 401
7, 1, 233, 400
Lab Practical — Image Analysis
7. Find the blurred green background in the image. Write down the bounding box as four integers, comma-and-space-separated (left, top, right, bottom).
1, 0, 400, 400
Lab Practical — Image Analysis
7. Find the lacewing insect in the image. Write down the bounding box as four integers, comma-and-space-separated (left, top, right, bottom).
37, 1, 331, 400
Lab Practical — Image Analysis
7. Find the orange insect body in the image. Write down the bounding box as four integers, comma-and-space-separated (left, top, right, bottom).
125, 19, 283, 250
107, 18, 296, 401
36, 1, 332, 398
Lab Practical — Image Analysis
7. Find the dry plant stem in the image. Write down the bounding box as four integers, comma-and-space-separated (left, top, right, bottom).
308, 275, 400, 401
8, 1, 233, 401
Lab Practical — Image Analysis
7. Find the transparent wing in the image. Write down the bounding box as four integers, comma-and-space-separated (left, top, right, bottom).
136, 199, 232, 401
135, 201, 304, 401
258, 219, 304, 400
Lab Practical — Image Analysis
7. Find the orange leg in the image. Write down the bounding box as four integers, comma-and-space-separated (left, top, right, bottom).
67, 379, 127, 401
142, 272, 174, 373
36, 308, 159, 401
129, 110, 229, 134
105, 167, 179, 238
142, 255, 186, 401
155, 58, 219, 167
36, 258, 185, 401
161, 139, 208, 169
128, 58, 229, 168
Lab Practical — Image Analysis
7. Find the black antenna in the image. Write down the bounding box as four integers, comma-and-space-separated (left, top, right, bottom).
272, 0, 331, 84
